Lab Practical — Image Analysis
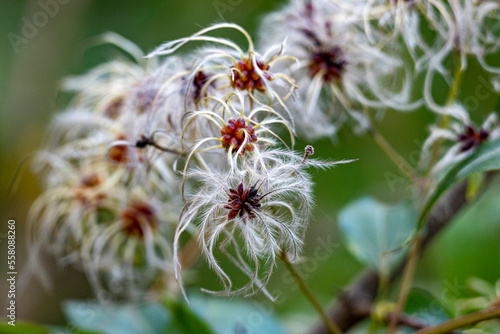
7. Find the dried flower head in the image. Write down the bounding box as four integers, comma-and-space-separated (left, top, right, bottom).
422, 0, 500, 113
71, 188, 176, 299
421, 107, 499, 176
259, 0, 420, 139
180, 92, 294, 181
146, 23, 297, 113
174, 158, 310, 299
173, 148, 354, 300
28, 144, 179, 296
457, 125, 490, 152
62, 33, 157, 120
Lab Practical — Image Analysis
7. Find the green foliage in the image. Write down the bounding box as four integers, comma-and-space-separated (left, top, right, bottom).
62, 294, 286, 334
0, 322, 49, 334
420, 139, 500, 227
338, 197, 417, 271
404, 289, 451, 328
162, 299, 214, 334
186, 294, 286, 334
63, 301, 170, 334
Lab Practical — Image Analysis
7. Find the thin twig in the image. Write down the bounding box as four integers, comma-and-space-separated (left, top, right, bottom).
414, 306, 500, 334
367, 126, 416, 180
309, 177, 483, 334
428, 58, 465, 169
280, 252, 343, 334
388, 57, 466, 333
387, 234, 422, 334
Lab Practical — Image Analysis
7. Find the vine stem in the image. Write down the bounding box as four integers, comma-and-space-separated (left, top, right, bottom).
428, 57, 465, 169
367, 126, 416, 180
279, 252, 343, 334
387, 234, 422, 334
389, 57, 466, 334
414, 306, 500, 334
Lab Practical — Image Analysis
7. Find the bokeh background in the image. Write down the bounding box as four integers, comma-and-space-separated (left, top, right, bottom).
1, 1, 500, 333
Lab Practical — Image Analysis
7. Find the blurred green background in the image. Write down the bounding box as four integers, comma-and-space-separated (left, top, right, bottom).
1, 1, 500, 332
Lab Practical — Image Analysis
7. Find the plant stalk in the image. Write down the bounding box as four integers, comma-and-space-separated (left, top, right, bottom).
415, 306, 500, 334
367, 126, 416, 180
387, 234, 422, 334
428, 58, 465, 169
280, 252, 343, 334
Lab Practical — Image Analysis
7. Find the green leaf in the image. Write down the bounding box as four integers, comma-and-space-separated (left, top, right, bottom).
0, 322, 49, 334
349, 290, 451, 334
420, 138, 500, 227
63, 294, 285, 334
338, 197, 417, 271
401, 289, 451, 333
49, 325, 103, 334
163, 299, 214, 334
63, 301, 170, 334
187, 293, 286, 334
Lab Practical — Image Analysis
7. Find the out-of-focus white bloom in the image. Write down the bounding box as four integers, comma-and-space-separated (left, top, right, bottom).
62, 33, 158, 120
330, 0, 454, 70
448, 0, 500, 74
27, 156, 178, 298
34, 107, 178, 202
62, 33, 191, 156
28, 162, 116, 264
421, 107, 499, 176
46, 39, 185, 191
260, 0, 420, 139
27, 34, 185, 296
84, 188, 176, 299
424, 0, 500, 114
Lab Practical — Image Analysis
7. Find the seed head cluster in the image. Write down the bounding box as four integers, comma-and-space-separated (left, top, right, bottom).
27, 0, 500, 303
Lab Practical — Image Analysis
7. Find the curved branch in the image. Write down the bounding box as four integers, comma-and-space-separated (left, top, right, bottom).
414, 306, 500, 334
309, 175, 490, 334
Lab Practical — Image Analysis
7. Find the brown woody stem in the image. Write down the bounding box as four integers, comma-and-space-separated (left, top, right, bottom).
309, 179, 474, 334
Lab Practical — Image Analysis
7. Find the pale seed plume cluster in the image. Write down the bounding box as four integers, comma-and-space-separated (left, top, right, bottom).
28, 0, 500, 300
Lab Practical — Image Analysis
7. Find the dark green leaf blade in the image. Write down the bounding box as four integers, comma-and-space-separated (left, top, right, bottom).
420, 138, 500, 226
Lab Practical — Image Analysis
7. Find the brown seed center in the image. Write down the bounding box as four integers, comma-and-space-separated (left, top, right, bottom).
224, 182, 261, 221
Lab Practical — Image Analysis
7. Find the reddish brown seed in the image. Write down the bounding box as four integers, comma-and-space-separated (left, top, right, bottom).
74, 173, 106, 206
192, 70, 214, 102
80, 173, 101, 188
308, 46, 347, 82
230, 56, 271, 92
457, 125, 490, 152
107, 135, 144, 164
121, 201, 157, 238
225, 182, 261, 221
104, 98, 123, 119
108, 145, 129, 164
219, 117, 258, 155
